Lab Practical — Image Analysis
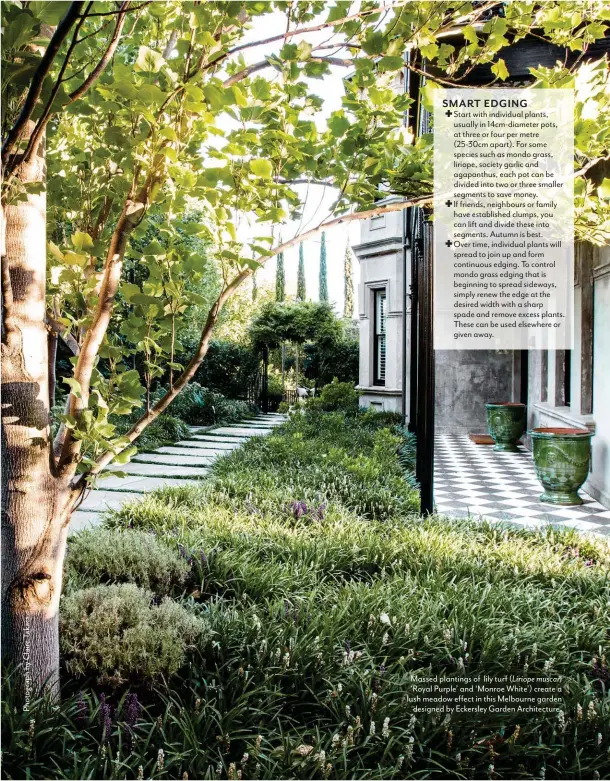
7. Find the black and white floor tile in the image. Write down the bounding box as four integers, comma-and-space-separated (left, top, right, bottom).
434, 434, 610, 537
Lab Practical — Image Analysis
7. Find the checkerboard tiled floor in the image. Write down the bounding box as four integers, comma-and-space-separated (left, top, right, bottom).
434, 434, 610, 537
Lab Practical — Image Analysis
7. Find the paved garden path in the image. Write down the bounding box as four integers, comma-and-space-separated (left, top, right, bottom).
69, 413, 286, 535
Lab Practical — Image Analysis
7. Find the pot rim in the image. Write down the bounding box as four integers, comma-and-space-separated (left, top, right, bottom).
486, 402, 526, 407
530, 427, 592, 437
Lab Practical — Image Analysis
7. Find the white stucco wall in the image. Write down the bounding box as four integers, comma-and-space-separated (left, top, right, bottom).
531, 246, 610, 509
587, 258, 610, 506
353, 201, 406, 413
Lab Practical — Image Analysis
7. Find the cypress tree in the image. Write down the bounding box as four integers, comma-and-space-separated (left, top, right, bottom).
343, 241, 354, 318
297, 242, 306, 301
319, 231, 328, 302
275, 251, 285, 301
252, 270, 258, 301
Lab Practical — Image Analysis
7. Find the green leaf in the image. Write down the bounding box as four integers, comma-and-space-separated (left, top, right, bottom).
462, 25, 478, 45
63, 251, 88, 266
361, 31, 384, 56
135, 45, 165, 74
48, 241, 64, 262
29, 1, 71, 24
420, 42, 439, 59
203, 84, 226, 111
421, 81, 441, 112
304, 61, 331, 79
250, 158, 273, 178
113, 446, 137, 465
3, 14, 37, 50
377, 56, 404, 71
120, 282, 141, 302
159, 127, 178, 142
71, 231, 93, 252
232, 85, 248, 107
491, 58, 510, 81
583, 22, 607, 42
326, 2, 350, 23
63, 377, 82, 398
328, 111, 349, 137
279, 43, 298, 61
296, 41, 313, 61
368, 86, 392, 106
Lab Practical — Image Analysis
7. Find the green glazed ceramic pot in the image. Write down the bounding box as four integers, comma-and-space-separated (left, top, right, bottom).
485, 402, 526, 452
530, 427, 593, 506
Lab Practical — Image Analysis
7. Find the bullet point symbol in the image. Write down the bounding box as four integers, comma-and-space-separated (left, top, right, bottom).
445, 110, 452, 117
445, 239, 452, 247
445, 199, 452, 207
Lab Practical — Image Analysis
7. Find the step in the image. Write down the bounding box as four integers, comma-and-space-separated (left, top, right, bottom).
212, 427, 271, 437
235, 423, 277, 429
95, 472, 161, 491
156, 445, 223, 457
173, 440, 237, 453
100, 476, 201, 493
104, 462, 209, 478
189, 435, 249, 444
80, 490, 143, 512
133, 453, 215, 467
69, 510, 104, 535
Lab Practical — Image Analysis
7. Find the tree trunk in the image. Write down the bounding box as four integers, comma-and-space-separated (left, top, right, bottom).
1, 130, 68, 696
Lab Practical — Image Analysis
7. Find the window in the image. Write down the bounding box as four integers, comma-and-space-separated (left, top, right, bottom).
373, 289, 387, 386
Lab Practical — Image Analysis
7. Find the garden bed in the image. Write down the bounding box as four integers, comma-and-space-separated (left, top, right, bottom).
3, 410, 609, 780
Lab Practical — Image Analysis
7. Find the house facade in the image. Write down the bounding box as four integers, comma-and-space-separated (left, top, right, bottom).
353, 35, 610, 510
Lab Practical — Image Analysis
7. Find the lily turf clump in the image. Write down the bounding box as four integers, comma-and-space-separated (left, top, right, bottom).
2, 409, 609, 780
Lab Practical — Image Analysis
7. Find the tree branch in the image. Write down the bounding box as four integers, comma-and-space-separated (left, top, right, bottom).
77, 2, 148, 17
223, 56, 353, 87
21, 3, 92, 167
226, 2, 407, 58
82, 268, 250, 480
67, 1, 130, 104
57, 176, 154, 474
1, 2, 85, 173
83, 192, 432, 481
46, 315, 80, 356
276, 177, 335, 188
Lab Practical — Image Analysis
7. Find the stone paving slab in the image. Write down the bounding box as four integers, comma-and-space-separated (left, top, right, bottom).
108, 476, 202, 493
96, 473, 157, 490
156, 445, 223, 457
69, 510, 105, 534
174, 440, 238, 452
212, 427, 272, 436
68, 416, 286, 533
133, 453, 215, 467
234, 425, 277, 431
80, 490, 143, 511
189, 434, 249, 444
104, 462, 209, 478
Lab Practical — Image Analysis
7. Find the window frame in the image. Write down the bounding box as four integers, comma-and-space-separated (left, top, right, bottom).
373, 287, 387, 387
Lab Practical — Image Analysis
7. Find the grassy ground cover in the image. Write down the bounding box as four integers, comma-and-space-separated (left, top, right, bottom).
2, 410, 609, 780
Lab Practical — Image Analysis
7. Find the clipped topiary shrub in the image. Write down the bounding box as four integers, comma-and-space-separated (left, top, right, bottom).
60, 583, 206, 686
65, 528, 191, 594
